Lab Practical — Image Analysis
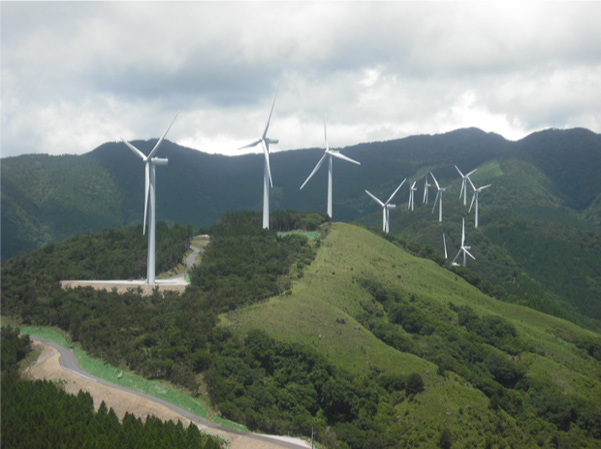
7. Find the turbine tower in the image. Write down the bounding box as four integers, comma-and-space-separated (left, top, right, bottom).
452, 218, 475, 267
468, 178, 492, 228
365, 179, 406, 233
408, 181, 417, 211
122, 112, 179, 284
239, 86, 279, 229
423, 176, 431, 204
430, 172, 447, 222
455, 165, 477, 206
300, 120, 360, 218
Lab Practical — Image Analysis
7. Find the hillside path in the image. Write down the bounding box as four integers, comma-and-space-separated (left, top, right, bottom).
29, 338, 311, 449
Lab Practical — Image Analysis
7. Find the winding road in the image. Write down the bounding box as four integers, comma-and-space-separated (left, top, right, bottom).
30, 337, 311, 449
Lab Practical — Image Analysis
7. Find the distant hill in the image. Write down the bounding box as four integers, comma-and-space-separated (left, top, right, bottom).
2, 127, 601, 329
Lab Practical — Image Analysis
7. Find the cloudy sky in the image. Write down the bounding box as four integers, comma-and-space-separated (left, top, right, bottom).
2, 1, 601, 158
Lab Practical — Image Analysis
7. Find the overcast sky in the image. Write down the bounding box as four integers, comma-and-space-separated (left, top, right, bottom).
2, 1, 601, 158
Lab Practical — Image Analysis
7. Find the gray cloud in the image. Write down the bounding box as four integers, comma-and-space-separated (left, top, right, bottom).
2, 2, 600, 157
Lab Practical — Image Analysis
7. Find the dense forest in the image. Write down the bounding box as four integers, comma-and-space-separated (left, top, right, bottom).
2, 213, 601, 448
0, 326, 222, 449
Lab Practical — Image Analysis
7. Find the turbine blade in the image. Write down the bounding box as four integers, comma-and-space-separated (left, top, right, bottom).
149, 111, 179, 158
430, 172, 440, 190
432, 191, 440, 213
455, 165, 464, 177
468, 192, 476, 213
262, 140, 273, 188
143, 162, 150, 235
300, 153, 327, 190
451, 249, 462, 265
122, 139, 147, 160
443, 233, 448, 259
479, 184, 492, 191
461, 218, 465, 246
468, 177, 476, 191
329, 150, 360, 165
323, 120, 329, 152
263, 85, 279, 139
466, 168, 478, 177
365, 189, 385, 207
459, 181, 465, 199
239, 139, 262, 150
464, 248, 476, 260
385, 178, 406, 205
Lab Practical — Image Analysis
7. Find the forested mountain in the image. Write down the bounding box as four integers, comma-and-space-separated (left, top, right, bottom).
2, 217, 601, 449
3, 127, 600, 260
3, 126, 600, 330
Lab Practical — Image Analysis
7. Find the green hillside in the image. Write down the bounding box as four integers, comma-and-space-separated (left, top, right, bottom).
2, 218, 601, 448
222, 222, 601, 447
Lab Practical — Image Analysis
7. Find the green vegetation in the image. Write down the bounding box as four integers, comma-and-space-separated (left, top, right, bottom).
0, 326, 222, 449
2, 215, 601, 448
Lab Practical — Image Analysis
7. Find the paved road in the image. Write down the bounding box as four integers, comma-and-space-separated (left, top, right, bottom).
168, 243, 203, 281
31, 337, 310, 449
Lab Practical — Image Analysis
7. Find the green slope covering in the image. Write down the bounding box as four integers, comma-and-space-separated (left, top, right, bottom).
1, 218, 600, 448
225, 222, 601, 448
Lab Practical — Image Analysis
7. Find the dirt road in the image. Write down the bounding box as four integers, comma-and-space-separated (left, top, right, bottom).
29, 338, 311, 449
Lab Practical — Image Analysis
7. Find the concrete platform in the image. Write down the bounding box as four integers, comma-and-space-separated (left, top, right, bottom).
60, 279, 189, 296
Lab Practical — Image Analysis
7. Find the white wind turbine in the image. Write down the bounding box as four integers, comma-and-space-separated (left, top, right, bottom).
430, 172, 447, 222
365, 179, 406, 233
452, 218, 475, 267
121, 112, 179, 284
239, 86, 279, 229
468, 178, 492, 228
423, 176, 431, 204
455, 165, 478, 206
300, 120, 360, 218
408, 181, 417, 211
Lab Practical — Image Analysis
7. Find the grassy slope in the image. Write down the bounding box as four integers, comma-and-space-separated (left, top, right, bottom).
224, 222, 601, 446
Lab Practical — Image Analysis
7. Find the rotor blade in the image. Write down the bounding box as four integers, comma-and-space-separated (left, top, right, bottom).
323, 120, 329, 152
479, 184, 492, 191
122, 139, 147, 160
464, 248, 476, 260
461, 218, 465, 246
443, 233, 448, 259
451, 249, 462, 265
468, 176, 476, 191
238, 139, 262, 150
328, 150, 360, 165
365, 190, 385, 207
385, 178, 406, 205
466, 168, 478, 177
455, 165, 464, 177
263, 85, 279, 139
468, 192, 476, 213
432, 191, 440, 213
261, 140, 273, 188
300, 153, 327, 190
459, 181, 465, 199
149, 111, 179, 158
430, 172, 440, 190
143, 162, 150, 235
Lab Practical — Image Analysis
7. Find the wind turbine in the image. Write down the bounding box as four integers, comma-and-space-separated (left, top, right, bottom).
468, 178, 492, 228
365, 179, 406, 233
430, 172, 447, 222
408, 181, 417, 211
455, 165, 477, 206
300, 120, 360, 218
452, 218, 475, 267
423, 176, 431, 204
239, 86, 279, 229
121, 112, 179, 284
